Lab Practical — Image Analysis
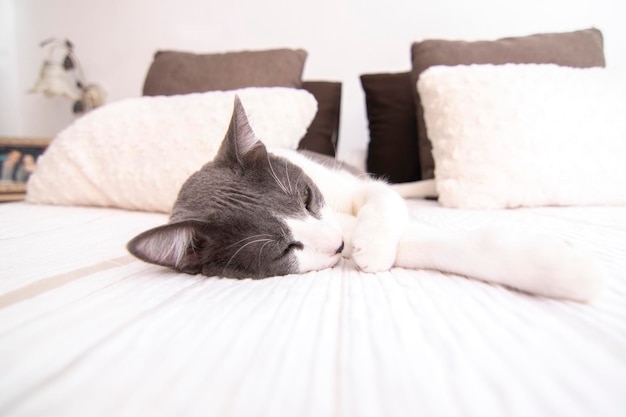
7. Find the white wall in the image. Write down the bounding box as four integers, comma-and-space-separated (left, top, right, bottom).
2, 0, 625, 160
0, 0, 19, 134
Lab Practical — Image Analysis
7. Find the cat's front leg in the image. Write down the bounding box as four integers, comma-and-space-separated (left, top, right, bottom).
350, 182, 409, 272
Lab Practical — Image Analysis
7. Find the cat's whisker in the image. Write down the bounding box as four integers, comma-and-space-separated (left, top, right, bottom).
225, 234, 274, 250
267, 155, 289, 194
223, 238, 275, 276
257, 240, 273, 272
284, 159, 295, 195
294, 173, 303, 193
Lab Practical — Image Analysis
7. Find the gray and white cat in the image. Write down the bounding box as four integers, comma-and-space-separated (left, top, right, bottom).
128, 97, 600, 302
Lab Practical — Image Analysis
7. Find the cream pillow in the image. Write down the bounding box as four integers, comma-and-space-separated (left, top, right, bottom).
27, 87, 317, 213
418, 64, 626, 209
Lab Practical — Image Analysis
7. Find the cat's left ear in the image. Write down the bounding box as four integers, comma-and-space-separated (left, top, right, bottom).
214, 95, 268, 167
127, 220, 209, 274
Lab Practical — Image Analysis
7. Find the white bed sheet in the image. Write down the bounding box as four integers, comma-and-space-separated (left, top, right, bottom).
1, 200, 625, 417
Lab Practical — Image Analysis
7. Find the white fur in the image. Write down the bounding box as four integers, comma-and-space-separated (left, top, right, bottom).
274, 149, 409, 273
276, 149, 601, 302
395, 223, 601, 302
286, 207, 343, 273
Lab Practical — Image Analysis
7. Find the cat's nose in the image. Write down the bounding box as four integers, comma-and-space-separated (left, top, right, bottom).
335, 241, 344, 254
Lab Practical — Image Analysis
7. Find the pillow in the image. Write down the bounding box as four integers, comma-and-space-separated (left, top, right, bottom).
360, 72, 420, 183
142, 48, 307, 95
299, 81, 342, 156
411, 28, 606, 180
418, 64, 626, 209
141, 48, 341, 157
27, 87, 318, 213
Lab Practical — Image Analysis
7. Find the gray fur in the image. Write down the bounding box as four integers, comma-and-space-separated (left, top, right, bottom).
128, 96, 328, 279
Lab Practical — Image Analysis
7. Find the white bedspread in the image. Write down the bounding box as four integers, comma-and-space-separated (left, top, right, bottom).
1, 201, 625, 417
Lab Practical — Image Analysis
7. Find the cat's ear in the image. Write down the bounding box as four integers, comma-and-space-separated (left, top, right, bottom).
127, 220, 209, 274
215, 95, 268, 167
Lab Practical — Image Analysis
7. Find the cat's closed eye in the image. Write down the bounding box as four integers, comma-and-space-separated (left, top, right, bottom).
281, 242, 304, 259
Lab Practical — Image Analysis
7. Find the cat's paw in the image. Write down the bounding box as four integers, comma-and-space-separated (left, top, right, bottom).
350, 226, 399, 273
351, 241, 397, 273
346, 184, 408, 273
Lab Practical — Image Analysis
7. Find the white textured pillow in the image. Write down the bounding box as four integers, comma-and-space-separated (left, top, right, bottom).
418, 64, 626, 209
27, 87, 317, 213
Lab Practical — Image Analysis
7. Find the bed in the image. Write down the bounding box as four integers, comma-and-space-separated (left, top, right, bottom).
2, 28, 626, 417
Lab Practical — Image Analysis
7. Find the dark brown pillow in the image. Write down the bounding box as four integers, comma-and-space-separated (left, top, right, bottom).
142, 48, 307, 95
299, 81, 342, 156
360, 72, 420, 183
411, 28, 606, 180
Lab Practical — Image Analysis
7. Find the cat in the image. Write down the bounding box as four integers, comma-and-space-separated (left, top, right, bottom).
128, 96, 600, 302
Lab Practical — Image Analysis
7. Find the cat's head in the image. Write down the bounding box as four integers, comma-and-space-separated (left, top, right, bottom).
127, 96, 344, 279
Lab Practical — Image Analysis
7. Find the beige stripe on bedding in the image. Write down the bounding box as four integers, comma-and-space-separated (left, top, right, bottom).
0, 256, 137, 309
